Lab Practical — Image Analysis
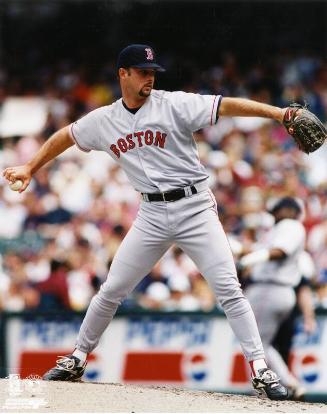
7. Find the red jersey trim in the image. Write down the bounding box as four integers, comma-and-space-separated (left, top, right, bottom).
70, 123, 91, 153
215, 95, 223, 124
210, 95, 222, 126
210, 96, 218, 126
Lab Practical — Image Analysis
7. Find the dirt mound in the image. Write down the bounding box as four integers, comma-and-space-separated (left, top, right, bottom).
0, 380, 326, 412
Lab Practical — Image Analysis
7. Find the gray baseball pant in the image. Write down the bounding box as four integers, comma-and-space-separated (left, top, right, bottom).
246, 284, 298, 386
76, 187, 265, 361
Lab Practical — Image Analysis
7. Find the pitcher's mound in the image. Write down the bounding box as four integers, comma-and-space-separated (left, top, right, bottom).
0, 380, 326, 412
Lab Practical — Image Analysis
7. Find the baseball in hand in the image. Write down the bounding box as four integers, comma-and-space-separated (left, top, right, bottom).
9, 179, 23, 191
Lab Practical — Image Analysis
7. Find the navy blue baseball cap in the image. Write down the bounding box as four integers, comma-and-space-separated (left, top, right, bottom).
117, 44, 165, 72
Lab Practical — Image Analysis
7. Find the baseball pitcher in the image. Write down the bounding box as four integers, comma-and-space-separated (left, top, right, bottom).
3, 44, 326, 400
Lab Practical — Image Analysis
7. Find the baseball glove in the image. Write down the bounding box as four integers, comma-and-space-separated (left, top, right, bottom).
283, 103, 327, 153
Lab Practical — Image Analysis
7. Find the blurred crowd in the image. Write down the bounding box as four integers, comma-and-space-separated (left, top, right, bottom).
0, 51, 327, 313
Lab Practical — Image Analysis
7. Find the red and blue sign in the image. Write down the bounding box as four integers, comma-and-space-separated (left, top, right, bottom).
122, 352, 208, 383
298, 354, 320, 384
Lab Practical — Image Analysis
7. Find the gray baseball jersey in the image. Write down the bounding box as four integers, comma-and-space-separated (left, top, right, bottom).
70, 89, 266, 364
70, 90, 221, 192
251, 218, 305, 287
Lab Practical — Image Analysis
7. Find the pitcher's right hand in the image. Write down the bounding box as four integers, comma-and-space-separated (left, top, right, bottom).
2, 164, 33, 193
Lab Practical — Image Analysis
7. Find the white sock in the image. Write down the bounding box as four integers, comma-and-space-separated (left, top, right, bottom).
72, 349, 87, 364
250, 358, 267, 376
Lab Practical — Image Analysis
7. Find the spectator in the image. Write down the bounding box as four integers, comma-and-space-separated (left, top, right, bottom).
35, 259, 71, 310
0, 51, 327, 312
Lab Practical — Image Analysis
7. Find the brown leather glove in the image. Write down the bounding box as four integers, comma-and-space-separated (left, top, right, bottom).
283, 103, 327, 153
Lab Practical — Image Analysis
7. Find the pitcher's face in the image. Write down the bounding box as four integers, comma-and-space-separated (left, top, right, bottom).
120, 67, 156, 99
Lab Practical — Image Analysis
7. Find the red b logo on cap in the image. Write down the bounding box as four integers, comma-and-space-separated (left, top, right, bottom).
145, 48, 154, 60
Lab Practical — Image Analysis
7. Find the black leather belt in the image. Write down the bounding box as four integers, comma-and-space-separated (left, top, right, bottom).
142, 185, 197, 202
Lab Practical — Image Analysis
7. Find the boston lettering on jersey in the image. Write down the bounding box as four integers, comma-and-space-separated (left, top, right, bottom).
110, 130, 167, 159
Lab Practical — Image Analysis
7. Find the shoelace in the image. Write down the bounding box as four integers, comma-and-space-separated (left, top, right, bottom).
260, 369, 279, 384
56, 356, 76, 371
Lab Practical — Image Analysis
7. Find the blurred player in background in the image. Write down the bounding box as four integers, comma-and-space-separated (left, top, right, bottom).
239, 197, 311, 400
272, 250, 317, 400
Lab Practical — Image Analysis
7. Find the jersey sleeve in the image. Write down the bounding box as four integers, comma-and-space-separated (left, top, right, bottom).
271, 219, 305, 256
69, 108, 103, 152
171, 91, 222, 132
